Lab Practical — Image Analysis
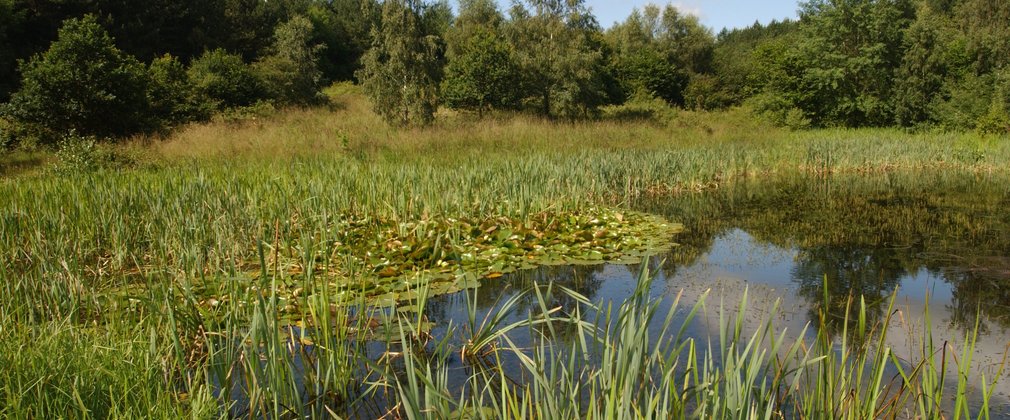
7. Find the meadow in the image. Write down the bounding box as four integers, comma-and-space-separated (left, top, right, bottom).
1, 90, 1008, 418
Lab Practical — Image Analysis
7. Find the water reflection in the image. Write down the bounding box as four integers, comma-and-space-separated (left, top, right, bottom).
250, 172, 1010, 417
638, 172, 1010, 333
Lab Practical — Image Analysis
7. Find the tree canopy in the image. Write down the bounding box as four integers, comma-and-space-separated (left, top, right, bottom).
2, 0, 1009, 138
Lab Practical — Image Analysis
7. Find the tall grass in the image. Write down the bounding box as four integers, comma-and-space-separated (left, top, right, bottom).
2, 93, 1008, 417
359, 263, 1003, 419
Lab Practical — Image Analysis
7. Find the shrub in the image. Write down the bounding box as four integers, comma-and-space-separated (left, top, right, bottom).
0, 115, 14, 150
147, 54, 208, 128
51, 131, 98, 175
188, 49, 266, 112
746, 93, 811, 130
214, 100, 277, 124
976, 100, 1010, 135
600, 94, 676, 123
5, 15, 151, 144
50, 130, 139, 174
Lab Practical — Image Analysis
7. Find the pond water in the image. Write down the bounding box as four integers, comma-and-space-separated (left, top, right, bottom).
412, 172, 1010, 417
223, 172, 1010, 417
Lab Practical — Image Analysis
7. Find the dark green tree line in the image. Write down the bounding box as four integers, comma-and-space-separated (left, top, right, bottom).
4, 0, 1010, 140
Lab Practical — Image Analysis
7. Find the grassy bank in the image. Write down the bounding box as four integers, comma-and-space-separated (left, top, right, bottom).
1, 93, 1008, 418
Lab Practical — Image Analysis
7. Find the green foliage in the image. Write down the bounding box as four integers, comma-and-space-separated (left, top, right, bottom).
931, 72, 999, 131
0, 114, 43, 150
783, 0, 914, 127
954, 0, 1010, 73
507, 0, 607, 118
4, 15, 151, 144
614, 48, 686, 105
442, 29, 520, 114
975, 81, 1010, 135
605, 4, 715, 108
51, 131, 99, 175
255, 15, 325, 106
215, 99, 278, 124
0, 116, 12, 150
710, 19, 800, 108
442, 0, 519, 114
147, 54, 207, 128
0, 0, 24, 101
599, 94, 676, 123
357, 0, 444, 126
893, 4, 957, 127
306, 1, 381, 82
188, 48, 266, 111
900, 0, 1010, 130
747, 92, 812, 130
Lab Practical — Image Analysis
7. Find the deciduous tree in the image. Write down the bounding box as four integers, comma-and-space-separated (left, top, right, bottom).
357, 0, 444, 126
441, 0, 519, 114
5, 15, 150, 142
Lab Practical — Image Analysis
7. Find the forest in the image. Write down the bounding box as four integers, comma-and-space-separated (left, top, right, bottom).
1, 0, 1009, 151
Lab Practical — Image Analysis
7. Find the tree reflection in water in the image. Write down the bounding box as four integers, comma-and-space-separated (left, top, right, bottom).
639, 172, 1010, 334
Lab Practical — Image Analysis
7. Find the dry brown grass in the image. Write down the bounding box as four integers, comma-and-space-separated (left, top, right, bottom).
142, 89, 786, 163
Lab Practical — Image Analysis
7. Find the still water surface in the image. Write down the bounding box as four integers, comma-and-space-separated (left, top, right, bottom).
417, 172, 1010, 416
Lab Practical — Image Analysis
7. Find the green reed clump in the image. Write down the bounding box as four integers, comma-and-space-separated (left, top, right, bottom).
365, 264, 1004, 420
2, 98, 1009, 418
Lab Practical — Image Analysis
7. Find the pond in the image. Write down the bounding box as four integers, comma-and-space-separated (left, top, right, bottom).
408, 172, 1010, 417
218, 172, 1010, 417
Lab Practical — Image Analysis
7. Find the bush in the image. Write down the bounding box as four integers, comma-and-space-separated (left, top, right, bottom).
746, 93, 811, 130
188, 49, 266, 112
683, 74, 734, 110
50, 131, 139, 174
976, 100, 1010, 135
0, 116, 14, 150
51, 131, 98, 175
147, 54, 208, 128
930, 73, 995, 131
600, 94, 676, 123
5, 15, 151, 144
214, 100, 277, 124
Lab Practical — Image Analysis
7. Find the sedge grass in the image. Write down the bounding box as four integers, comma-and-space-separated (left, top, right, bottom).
2, 93, 1009, 418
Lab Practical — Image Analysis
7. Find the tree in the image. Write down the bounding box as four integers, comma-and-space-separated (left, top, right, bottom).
188, 48, 266, 111
306, 0, 380, 82
789, 0, 914, 127
4, 15, 151, 143
708, 19, 800, 108
0, 0, 25, 101
507, 0, 607, 118
357, 0, 444, 126
441, 0, 519, 114
147, 54, 205, 128
604, 4, 714, 107
255, 15, 325, 106
892, 3, 956, 127
749, 0, 914, 127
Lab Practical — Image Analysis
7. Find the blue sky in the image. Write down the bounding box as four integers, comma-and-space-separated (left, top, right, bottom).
588, 1, 800, 31
489, 1, 801, 32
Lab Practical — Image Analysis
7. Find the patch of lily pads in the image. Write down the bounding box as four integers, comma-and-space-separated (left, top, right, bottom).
185, 209, 682, 314
319, 209, 676, 303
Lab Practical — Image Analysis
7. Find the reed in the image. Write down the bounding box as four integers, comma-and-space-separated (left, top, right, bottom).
2, 93, 1007, 418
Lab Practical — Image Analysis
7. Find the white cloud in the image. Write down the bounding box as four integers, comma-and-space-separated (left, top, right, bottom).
671, 1, 704, 19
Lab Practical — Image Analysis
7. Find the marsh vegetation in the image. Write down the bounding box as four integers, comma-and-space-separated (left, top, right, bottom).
3, 90, 1010, 418
3, 0, 1010, 418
